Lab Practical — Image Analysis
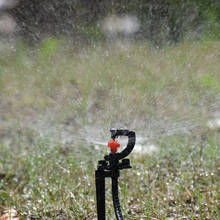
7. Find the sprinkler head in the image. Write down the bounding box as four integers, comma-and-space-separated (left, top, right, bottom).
108, 138, 120, 153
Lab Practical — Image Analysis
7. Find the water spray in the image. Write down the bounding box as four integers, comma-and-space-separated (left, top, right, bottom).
95, 129, 136, 220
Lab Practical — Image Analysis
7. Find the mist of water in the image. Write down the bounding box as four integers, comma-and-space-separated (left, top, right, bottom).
0, 1, 219, 157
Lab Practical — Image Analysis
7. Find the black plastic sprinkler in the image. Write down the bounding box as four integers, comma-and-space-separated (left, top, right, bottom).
95, 129, 136, 220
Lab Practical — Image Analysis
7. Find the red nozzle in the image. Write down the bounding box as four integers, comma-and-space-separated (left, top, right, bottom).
108, 138, 120, 153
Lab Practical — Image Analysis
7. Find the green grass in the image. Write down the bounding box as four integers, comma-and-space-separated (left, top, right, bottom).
0, 132, 219, 219
0, 39, 219, 219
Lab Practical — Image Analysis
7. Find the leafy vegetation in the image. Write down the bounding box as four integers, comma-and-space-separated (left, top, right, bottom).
10, 0, 220, 44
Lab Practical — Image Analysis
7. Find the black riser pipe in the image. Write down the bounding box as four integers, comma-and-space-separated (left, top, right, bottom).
112, 177, 123, 220
96, 170, 106, 220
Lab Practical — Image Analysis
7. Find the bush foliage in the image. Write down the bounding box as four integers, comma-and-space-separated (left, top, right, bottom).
9, 0, 220, 44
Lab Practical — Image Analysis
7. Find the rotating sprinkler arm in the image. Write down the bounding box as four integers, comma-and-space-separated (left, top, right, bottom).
110, 129, 136, 160
95, 129, 136, 220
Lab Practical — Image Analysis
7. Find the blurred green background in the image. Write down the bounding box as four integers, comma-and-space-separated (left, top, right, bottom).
0, 0, 219, 219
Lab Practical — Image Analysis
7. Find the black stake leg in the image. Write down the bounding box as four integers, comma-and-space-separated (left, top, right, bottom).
95, 170, 106, 220
112, 177, 123, 220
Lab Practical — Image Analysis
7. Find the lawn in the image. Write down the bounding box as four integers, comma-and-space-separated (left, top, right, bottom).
0, 39, 219, 219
